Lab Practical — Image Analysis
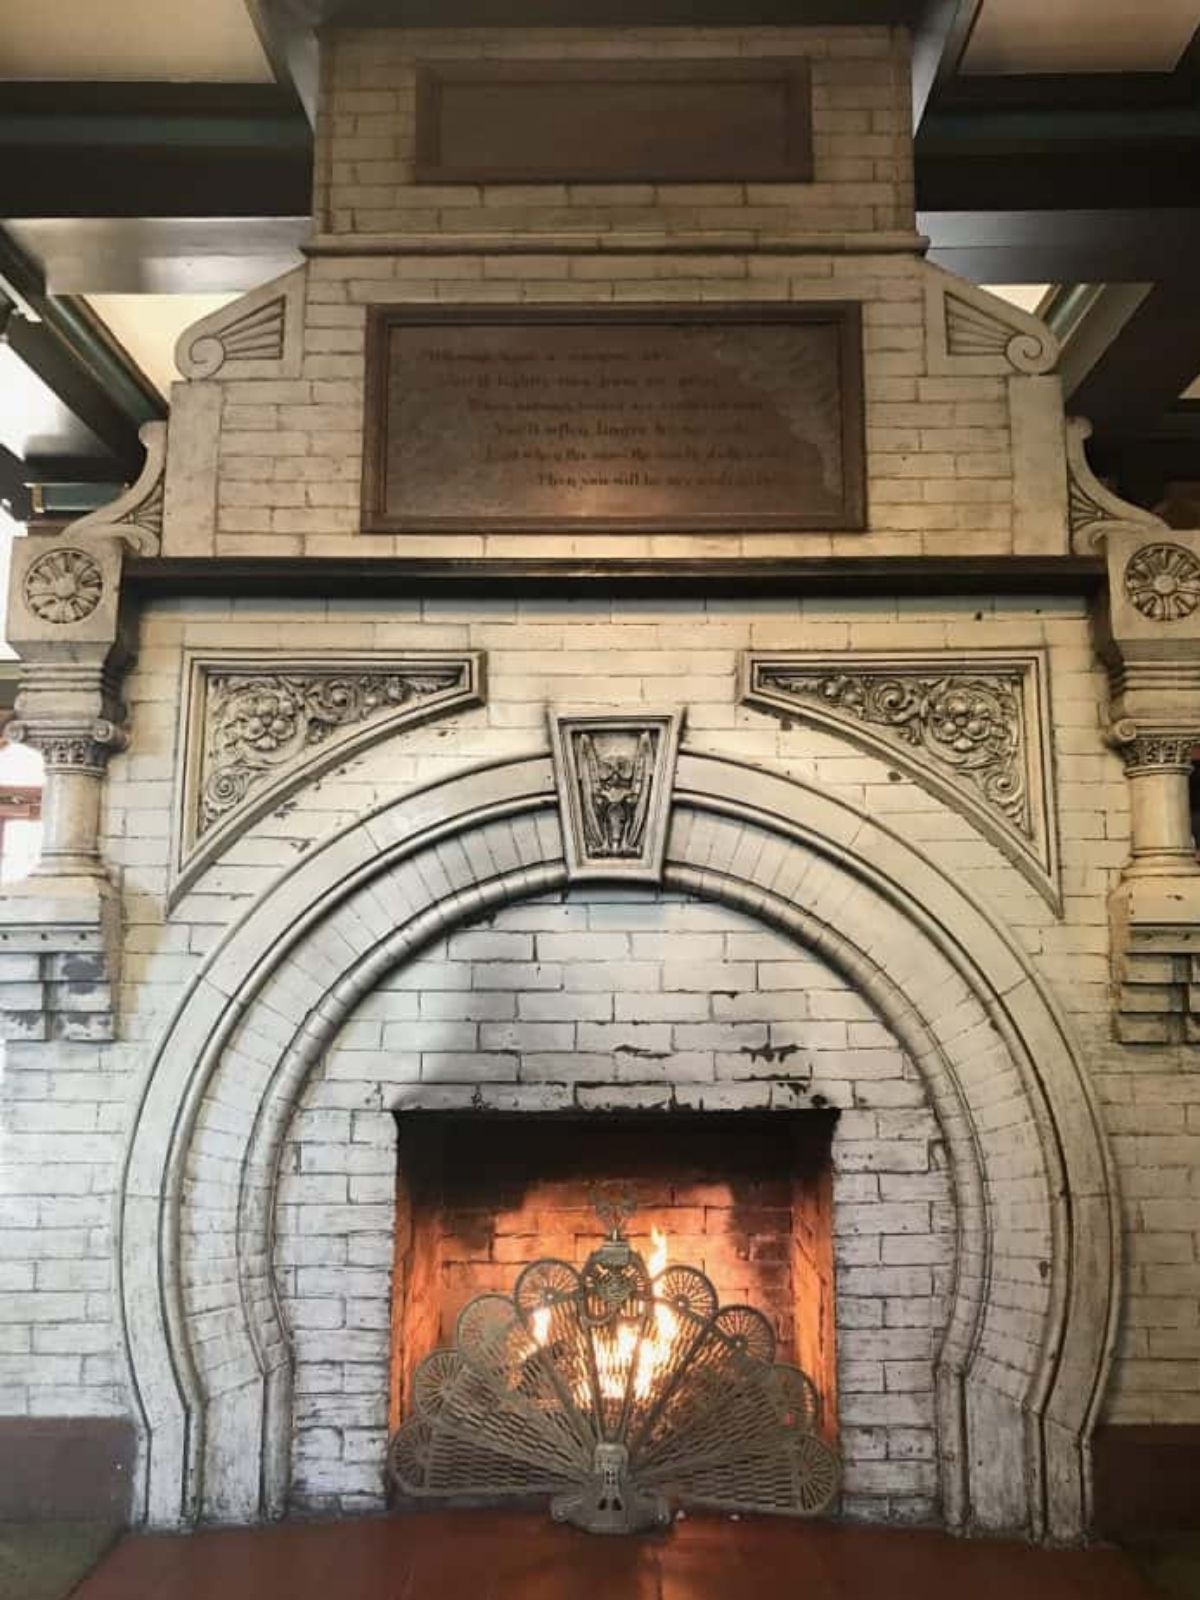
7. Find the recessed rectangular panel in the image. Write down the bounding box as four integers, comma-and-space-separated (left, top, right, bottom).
415, 59, 812, 184
362, 304, 865, 534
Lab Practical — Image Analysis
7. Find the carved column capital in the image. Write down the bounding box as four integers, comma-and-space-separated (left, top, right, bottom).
1109, 720, 1197, 776
7, 716, 128, 777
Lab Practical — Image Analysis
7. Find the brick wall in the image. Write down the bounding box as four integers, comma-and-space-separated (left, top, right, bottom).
4, 590, 1195, 1457
159, 26, 1056, 565
313, 28, 915, 241
186, 254, 1029, 562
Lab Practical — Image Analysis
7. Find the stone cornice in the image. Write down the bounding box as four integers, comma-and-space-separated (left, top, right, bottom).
304, 229, 929, 258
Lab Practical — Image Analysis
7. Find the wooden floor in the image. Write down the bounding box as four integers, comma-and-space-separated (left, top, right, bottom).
71, 1510, 1157, 1599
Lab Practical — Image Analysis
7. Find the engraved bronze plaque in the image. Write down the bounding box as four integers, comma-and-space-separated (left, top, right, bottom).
414, 59, 812, 185
362, 305, 865, 535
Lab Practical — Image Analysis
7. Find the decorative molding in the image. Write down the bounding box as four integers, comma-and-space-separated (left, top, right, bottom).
1108, 715, 1199, 776
548, 709, 683, 883
172, 650, 485, 899
22, 548, 103, 625
741, 650, 1060, 909
1111, 726, 1197, 774
175, 267, 305, 382
925, 266, 1058, 377
7, 716, 127, 777
1065, 417, 1165, 551
1122, 542, 1200, 623
67, 421, 166, 556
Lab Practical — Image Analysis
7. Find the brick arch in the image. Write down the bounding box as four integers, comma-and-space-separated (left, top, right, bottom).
117, 751, 1117, 1542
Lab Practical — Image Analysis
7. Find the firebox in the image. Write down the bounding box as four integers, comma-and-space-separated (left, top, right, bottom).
389, 1111, 839, 1468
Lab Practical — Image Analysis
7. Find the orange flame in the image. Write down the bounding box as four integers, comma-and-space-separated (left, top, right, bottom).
528, 1227, 681, 1405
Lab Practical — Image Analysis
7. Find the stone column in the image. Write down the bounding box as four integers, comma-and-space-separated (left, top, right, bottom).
8, 668, 128, 880
0, 424, 164, 1041
4, 539, 131, 881
1111, 725, 1199, 879
0, 537, 133, 1041
1092, 521, 1200, 1042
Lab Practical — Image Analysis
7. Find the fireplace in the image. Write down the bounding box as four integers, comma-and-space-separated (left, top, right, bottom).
0, 12, 1143, 1549
275, 884, 959, 1527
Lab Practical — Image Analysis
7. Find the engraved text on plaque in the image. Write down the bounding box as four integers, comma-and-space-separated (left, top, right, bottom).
362, 305, 865, 534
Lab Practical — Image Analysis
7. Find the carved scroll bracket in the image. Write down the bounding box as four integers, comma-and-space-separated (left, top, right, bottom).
67, 421, 166, 556
741, 651, 1060, 910
1066, 418, 1167, 554
549, 710, 683, 884
172, 651, 486, 900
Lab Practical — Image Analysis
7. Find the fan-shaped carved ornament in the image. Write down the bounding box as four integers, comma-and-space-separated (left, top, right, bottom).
175, 267, 304, 381
390, 1212, 839, 1534
66, 421, 166, 556
925, 267, 1058, 377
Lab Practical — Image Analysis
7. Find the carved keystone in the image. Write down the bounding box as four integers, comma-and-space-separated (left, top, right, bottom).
549, 710, 683, 884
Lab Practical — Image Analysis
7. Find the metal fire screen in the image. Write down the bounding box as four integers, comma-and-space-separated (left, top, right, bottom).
388, 1199, 840, 1534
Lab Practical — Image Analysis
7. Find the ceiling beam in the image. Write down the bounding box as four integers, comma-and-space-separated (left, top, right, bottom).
0, 83, 312, 219
7, 218, 308, 296
0, 444, 34, 523
910, 0, 983, 129
1073, 283, 1200, 438
243, 1, 322, 123
920, 208, 1200, 285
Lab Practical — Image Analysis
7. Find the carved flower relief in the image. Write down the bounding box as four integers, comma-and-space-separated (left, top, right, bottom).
234, 687, 302, 753
199, 668, 463, 834
23, 547, 103, 625
1124, 542, 1200, 622
772, 669, 1028, 830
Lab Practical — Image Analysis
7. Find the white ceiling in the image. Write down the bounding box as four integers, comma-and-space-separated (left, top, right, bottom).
982, 283, 1052, 314
0, 0, 273, 80
2, 0, 1194, 82
963, 0, 1199, 74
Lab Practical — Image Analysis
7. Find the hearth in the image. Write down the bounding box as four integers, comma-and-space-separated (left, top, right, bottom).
387, 1111, 840, 1529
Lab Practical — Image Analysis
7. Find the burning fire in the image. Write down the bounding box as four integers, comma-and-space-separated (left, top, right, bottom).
647, 1226, 668, 1280
530, 1226, 680, 1404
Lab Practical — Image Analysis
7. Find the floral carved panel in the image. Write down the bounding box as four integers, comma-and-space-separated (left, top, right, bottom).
173, 651, 485, 899
741, 650, 1059, 909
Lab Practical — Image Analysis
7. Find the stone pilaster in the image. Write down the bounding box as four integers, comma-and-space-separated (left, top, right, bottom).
1092, 518, 1200, 1043
0, 423, 164, 1041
